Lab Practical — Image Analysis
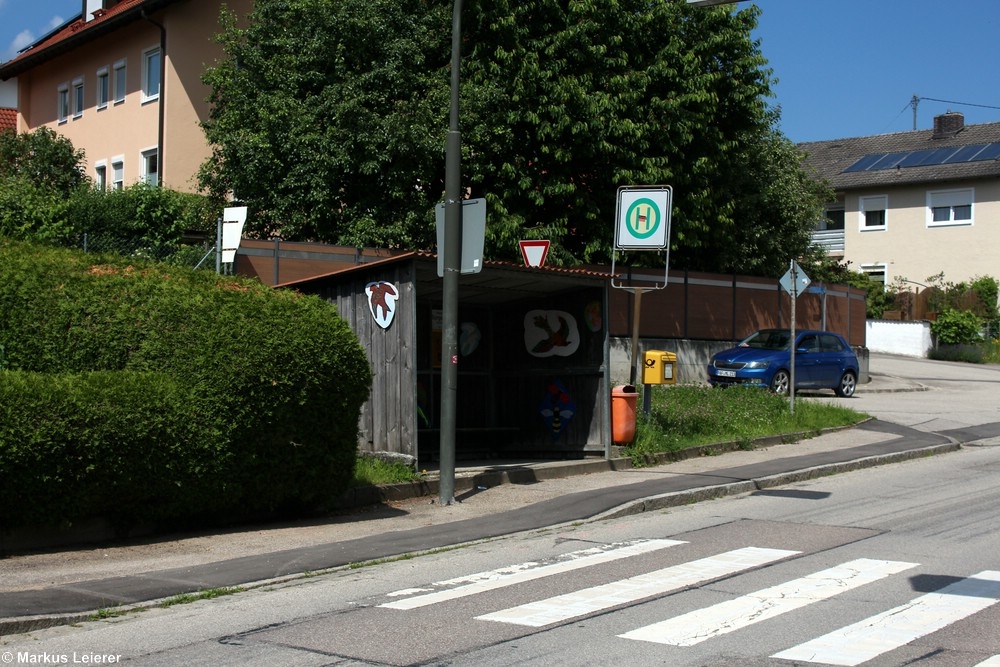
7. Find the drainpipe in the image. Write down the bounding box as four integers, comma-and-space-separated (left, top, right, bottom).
141, 10, 166, 186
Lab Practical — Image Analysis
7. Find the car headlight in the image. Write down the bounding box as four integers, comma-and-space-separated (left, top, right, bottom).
744, 360, 770, 369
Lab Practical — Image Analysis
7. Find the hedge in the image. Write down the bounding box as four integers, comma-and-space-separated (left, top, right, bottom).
0, 240, 372, 532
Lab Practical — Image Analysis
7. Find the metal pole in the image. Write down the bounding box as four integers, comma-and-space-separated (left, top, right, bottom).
629, 288, 642, 386
789, 260, 796, 414
215, 217, 222, 275
438, 0, 463, 506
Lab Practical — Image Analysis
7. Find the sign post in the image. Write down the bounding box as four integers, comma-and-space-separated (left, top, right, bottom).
780, 260, 811, 413
610, 186, 673, 448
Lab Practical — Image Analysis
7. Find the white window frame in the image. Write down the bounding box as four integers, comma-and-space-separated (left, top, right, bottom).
141, 46, 161, 103
111, 156, 125, 191
113, 58, 127, 105
57, 83, 69, 123
927, 188, 974, 228
859, 195, 888, 231
96, 66, 109, 110
860, 263, 888, 290
140, 147, 159, 186
94, 161, 108, 191
72, 77, 85, 119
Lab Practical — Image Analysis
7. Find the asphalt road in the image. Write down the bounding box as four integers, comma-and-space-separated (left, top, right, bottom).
3, 353, 1000, 666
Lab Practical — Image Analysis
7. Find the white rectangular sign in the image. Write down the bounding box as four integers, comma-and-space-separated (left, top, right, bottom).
615, 186, 672, 250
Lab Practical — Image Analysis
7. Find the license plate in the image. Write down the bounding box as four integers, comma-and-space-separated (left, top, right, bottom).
717, 369, 737, 378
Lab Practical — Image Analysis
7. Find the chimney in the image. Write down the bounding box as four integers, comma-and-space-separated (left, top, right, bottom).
84, 0, 103, 22
933, 111, 965, 139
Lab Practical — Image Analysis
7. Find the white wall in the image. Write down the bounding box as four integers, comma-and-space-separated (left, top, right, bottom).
0, 79, 16, 107
865, 320, 932, 358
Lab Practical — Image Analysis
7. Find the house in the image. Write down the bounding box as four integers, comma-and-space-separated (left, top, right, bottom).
801, 112, 1000, 291
0, 0, 251, 192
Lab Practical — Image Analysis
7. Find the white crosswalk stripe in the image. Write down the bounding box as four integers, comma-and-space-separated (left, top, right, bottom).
618, 558, 917, 646
477, 546, 799, 627
380, 538, 685, 610
381, 538, 1000, 663
773, 570, 1000, 666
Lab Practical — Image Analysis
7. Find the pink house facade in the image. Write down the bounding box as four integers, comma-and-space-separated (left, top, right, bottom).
0, 0, 252, 193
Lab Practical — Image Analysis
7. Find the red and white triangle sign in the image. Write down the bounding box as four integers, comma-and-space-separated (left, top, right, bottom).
519, 240, 550, 268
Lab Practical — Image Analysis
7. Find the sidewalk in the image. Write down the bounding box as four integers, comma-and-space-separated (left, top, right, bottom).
0, 372, 943, 634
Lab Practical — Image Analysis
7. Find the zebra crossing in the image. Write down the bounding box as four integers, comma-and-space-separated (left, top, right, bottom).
381, 538, 1000, 666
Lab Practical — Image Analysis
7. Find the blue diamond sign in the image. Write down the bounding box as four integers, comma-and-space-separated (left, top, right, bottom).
780, 261, 811, 298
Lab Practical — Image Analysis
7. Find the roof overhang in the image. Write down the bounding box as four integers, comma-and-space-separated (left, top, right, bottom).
279, 253, 612, 307
0, 0, 182, 81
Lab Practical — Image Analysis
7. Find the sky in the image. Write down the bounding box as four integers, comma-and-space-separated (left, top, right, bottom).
1, 0, 998, 143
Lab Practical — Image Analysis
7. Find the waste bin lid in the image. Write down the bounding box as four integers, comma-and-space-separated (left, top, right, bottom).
612, 384, 637, 394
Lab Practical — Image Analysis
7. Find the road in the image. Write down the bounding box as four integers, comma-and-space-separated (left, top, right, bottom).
3, 354, 1000, 666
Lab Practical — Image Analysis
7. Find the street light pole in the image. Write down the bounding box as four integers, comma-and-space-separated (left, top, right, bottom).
438, 0, 463, 506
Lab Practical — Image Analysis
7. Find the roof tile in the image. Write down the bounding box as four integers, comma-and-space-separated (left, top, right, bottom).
0, 107, 16, 132
799, 119, 1000, 190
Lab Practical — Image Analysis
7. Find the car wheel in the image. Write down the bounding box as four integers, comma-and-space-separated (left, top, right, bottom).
770, 370, 790, 396
835, 371, 857, 398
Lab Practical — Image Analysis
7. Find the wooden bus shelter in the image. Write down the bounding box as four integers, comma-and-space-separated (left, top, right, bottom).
283, 253, 613, 467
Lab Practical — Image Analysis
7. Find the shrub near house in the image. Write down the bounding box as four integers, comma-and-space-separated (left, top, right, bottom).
0, 240, 372, 532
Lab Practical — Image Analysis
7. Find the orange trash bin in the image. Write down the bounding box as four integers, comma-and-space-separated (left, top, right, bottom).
611, 384, 638, 446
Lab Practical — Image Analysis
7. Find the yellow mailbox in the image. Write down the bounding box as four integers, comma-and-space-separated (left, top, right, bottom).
642, 350, 677, 385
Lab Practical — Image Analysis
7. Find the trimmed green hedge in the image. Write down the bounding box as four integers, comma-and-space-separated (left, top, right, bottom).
0, 240, 372, 531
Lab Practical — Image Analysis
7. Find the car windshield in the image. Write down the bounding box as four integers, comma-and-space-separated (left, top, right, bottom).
739, 330, 790, 351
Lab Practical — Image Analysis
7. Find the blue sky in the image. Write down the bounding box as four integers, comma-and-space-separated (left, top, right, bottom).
2, 0, 998, 143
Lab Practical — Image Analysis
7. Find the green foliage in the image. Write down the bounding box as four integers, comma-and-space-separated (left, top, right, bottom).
0, 127, 87, 195
930, 308, 982, 345
200, 0, 826, 275
200, 0, 450, 245
0, 176, 76, 243
352, 456, 422, 487
628, 385, 864, 460
804, 256, 889, 318
68, 183, 218, 242
0, 240, 372, 531
928, 344, 987, 364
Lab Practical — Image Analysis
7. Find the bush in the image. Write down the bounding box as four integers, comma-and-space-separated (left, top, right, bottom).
0, 240, 372, 531
930, 308, 982, 345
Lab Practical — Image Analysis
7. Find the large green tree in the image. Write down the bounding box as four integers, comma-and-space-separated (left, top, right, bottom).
200, 0, 826, 275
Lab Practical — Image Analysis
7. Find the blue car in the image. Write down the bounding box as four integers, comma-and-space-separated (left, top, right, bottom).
707, 329, 860, 397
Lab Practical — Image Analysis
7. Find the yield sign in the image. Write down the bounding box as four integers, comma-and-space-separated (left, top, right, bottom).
519, 240, 550, 268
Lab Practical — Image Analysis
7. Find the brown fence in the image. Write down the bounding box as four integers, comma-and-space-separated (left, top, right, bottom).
607, 269, 867, 347
236, 240, 867, 347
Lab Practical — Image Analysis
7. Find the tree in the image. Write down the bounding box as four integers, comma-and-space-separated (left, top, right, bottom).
200, 0, 826, 274
0, 126, 88, 196
200, 0, 451, 247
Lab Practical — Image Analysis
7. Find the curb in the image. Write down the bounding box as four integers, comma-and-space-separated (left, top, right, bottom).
0, 441, 963, 636
589, 441, 961, 523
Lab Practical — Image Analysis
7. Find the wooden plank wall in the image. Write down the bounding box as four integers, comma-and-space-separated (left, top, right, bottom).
321, 263, 417, 457
608, 270, 868, 347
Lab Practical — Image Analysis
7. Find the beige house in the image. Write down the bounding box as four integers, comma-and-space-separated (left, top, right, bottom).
801, 112, 1000, 290
0, 0, 251, 193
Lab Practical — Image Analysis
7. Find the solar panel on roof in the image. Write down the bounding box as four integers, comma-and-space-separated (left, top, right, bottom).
897, 149, 938, 168
867, 152, 910, 170
942, 144, 988, 164
843, 153, 887, 173
841, 141, 1000, 174
975, 142, 1000, 161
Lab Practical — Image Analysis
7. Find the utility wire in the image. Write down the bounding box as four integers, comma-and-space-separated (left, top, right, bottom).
918, 97, 1000, 111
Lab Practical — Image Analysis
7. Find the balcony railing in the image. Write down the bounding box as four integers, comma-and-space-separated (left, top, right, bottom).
811, 228, 845, 254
